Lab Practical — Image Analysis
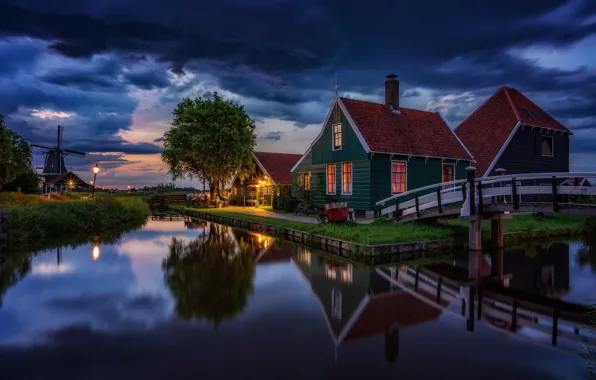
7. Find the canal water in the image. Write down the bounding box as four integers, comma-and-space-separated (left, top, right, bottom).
0, 216, 594, 379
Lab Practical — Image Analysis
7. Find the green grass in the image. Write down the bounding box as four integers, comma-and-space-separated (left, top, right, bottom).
5, 196, 151, 248
441, 214, 589, 239
177, 206, 454, 244
177, 206, 591, 246
257, 205, 289, 214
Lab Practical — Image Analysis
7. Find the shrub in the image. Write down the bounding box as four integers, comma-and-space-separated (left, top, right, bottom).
5, 197, 150, 247
283, 198, 297, 213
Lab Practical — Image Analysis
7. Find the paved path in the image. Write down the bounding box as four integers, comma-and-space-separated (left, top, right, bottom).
221, 206, 373, 224
223, 206, 319, 224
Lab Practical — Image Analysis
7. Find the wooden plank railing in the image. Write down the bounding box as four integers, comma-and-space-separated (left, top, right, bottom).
378, 172, 596, 219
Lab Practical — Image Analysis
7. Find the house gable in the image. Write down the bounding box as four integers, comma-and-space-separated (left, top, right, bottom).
455, 86, 572, 177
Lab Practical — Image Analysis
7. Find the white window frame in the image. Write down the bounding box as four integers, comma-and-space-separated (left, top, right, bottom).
326, 164, 336, 195
541, 135, 554, 157
442, 163, 456, 189
390, 160, 407, 195
342, 162, 352, 195
332, 123, 342, 151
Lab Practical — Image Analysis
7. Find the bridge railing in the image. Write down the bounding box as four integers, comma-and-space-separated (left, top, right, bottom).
462, 172, 596, 216
377, 172, 596, 220
375, 179, 467, 218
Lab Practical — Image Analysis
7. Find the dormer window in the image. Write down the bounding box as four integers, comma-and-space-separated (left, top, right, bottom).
332, 123, 342, 150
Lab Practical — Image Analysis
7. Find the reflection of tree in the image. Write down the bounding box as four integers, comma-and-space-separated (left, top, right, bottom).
0, 253, 31, 307
578, 238, 596, 273
163, 224, 256, 327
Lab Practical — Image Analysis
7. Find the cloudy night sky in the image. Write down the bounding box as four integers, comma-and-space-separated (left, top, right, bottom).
0, 0, 595, 188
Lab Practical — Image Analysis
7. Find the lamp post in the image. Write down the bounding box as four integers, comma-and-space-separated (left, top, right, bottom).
91, 164, 100, 198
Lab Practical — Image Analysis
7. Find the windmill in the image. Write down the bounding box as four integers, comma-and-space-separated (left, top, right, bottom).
31, 125, 86, 180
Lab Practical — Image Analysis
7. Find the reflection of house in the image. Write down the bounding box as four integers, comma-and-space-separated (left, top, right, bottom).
42, 171, 92, 192
291, 75, 473, 218
292, 248, 441, 360
455, 87, 571, 177
231, 152, 302, 207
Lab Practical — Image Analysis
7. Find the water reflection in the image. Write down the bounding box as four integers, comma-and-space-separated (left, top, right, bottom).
163, 224, 257, 327
0, 216, 593, 379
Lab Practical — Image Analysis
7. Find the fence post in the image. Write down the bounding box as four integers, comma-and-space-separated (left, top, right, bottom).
394, 198, 400, 221
436, 188, 443, 214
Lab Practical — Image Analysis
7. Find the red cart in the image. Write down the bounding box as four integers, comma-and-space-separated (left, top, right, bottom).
324, 202, 349, 223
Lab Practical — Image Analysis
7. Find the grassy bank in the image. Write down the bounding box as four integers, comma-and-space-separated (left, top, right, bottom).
177, 206, 592, 245
177, 207, 455, 244
4, 196, 150, 247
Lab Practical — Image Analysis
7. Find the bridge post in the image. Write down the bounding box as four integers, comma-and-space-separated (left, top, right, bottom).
467, 167, 476, 216
491, 215, 504, 248
495, 168, 506, 204
436, 188, 443, 214
465, 167, 482, 251
551, 176, 559, 212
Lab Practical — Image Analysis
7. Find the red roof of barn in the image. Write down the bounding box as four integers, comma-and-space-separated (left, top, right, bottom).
340, 97, 472, 160
254, 152, 302, 184
342, 291, 442, 343
454, 87, 570, 177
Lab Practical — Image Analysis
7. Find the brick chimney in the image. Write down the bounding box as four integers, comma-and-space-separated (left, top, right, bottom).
385, 74, 399, 110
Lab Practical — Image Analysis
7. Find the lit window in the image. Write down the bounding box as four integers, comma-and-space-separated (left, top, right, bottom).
304, 172, 311, 190
298, 173, 304, 188
342, 162, 352, 194
333, 123, 342, 150
391, 162, 406, 194
326, 164, 336, 194
442, 164, 455, 189
542, 136, 553, 156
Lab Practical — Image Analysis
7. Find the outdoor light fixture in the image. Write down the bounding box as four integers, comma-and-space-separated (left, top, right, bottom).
91, 163, 100, 198
92, 245, 101, 260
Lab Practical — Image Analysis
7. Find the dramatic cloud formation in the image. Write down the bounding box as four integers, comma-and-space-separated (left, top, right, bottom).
0, 0, 595, 187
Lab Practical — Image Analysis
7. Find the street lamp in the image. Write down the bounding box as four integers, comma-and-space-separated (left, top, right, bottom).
91, 164, 100, 198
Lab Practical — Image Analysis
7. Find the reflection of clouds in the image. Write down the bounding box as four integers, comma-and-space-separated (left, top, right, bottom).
31, 263, 74, 276
45, 292, 170, 331
141, 219, 200, 233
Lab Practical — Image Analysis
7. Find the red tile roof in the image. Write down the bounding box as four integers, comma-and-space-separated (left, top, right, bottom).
455, 87, 570, 177
343, 291, 441, 343
340, 97, 472, 160
254, 152, 302, 184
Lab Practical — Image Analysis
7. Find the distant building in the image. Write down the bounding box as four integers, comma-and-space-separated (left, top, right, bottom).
230, 151, 302, 206
291, 74, 473, 218
455, 87, 572, 177
43, 171, 92, 192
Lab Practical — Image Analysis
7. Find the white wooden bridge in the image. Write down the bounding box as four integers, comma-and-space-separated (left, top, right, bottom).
376, 171, 596, 222
376, 170, 596, 250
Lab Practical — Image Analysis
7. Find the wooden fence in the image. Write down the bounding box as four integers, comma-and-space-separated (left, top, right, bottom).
148, 194, 187, 207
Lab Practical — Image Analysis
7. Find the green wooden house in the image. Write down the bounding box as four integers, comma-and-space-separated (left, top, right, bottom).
291, 74, 474, 218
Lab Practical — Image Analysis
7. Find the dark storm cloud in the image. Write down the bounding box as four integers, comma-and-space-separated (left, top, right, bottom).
262, 131, 284, 141
0, 0, 595, 175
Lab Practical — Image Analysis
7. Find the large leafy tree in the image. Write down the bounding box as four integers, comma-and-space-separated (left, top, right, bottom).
161, 93, 256, 198
0, 114, 32, 190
